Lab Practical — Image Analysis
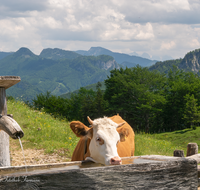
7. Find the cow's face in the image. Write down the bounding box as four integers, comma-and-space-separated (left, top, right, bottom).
70, 116, 126, 165
88, 117, 123, 165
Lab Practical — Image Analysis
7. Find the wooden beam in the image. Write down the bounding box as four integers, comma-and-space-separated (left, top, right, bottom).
0, 158, 197, 189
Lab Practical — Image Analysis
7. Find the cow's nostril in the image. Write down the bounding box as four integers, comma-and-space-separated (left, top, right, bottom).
110, 157, 122, 165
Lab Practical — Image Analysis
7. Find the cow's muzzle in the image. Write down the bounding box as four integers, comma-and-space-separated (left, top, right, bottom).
110, 156, 122, 165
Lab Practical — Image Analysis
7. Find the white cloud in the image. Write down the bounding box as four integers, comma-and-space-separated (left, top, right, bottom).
190, 39, 200, 48
161, 41, 176, 50
0, 0, 200, 59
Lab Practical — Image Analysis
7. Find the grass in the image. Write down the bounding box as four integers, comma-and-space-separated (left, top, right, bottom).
8, 99, 79, 158
7, 99, 200, 159
135, 127, 200, 157
135, 133, 187, 156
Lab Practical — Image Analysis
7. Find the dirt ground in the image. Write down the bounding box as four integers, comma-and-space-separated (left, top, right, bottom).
10, 139, 70, 166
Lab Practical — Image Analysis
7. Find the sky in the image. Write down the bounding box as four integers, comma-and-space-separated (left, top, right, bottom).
0, 0, 200, 61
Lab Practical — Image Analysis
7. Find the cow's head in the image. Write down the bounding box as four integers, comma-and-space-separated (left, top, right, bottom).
70, 116, 127, 165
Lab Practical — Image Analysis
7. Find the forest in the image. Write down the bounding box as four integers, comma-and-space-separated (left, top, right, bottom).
31, 65, 200, 133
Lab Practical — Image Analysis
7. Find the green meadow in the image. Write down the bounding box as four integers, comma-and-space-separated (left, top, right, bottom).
8, 99, 199, 158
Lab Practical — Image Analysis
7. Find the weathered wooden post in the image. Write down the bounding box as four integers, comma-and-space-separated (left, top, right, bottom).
187, 143, 198, 157
174, 150, 184, 157
0, 76, 22, 166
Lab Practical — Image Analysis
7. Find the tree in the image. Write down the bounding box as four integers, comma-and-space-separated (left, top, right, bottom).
183, 94, 200, 129
163, 67, 200, 131
93, 82, 108, 118
104, 66, 166, 132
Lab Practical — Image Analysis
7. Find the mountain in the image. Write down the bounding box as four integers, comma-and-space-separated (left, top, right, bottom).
0, 52, 13, 60
129, 52, 139, 56
40, 48, 81, 60
178, 49, 200, 73
149, 48, 200, 74
0, 47, 121, 101
149, 59, 182, 73
141, 52, 151, 59
75, 47, 157, 67
120, 61, 137, 68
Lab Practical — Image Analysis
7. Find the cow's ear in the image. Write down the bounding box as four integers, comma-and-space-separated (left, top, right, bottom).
70, 121, 89, 137
86, 128, 93, 139
118, 128, 130, 142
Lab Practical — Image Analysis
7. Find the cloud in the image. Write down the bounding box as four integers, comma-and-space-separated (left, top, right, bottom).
0, 0, 48, 12
161, 41, 176, 50
123, 0, 200, 24
0, 0, 200, 59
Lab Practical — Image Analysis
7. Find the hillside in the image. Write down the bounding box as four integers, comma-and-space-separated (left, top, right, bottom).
149, 59, 182, 73
62, 48, 200, 99
8, 99, 76, 166
0, 48, 120, 101
8, 99, 199, 167
60, 81, 106, 99
149, 48, 200, 74
76, 47, 157, 67
179, 49, 200, 73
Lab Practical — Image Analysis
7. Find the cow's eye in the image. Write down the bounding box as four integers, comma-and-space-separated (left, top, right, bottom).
96, 137, 104, 145
96, 137, 101, 141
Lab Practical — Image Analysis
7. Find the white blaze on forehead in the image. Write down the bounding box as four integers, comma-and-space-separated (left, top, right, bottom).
93, 117, 119, 135
88, 117, 120, 165
93, 117, 118, 127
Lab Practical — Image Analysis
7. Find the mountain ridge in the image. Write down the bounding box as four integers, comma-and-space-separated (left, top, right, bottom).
75, 46, 157, 67
1, 46, 200, 101
149, 48, 200, 74
0, 47, 120, 100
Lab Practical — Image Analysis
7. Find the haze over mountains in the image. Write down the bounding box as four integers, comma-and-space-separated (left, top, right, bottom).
0, 46, 200, 101
76, 47, 157, 68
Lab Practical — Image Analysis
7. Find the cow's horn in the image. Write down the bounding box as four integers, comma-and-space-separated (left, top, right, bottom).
117, 122, 125, 128
87, 116, 93, 125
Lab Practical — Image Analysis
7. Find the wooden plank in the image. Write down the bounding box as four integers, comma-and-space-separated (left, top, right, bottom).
0, 76, 21, 89
0, 158, 198, 190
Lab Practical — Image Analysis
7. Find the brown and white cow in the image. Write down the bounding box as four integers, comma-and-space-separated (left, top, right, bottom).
70, 115, 135, 165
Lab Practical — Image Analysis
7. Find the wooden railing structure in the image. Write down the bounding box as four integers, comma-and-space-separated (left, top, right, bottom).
0, 143, 200, 189
174, 142, 200, 180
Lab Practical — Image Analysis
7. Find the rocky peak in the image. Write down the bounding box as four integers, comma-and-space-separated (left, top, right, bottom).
178, 49, 200, 73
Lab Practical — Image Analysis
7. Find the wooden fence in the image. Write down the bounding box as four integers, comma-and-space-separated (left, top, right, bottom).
0, 143, 200, 190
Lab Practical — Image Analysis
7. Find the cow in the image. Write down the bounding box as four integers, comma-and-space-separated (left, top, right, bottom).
70, 114, 135, 165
